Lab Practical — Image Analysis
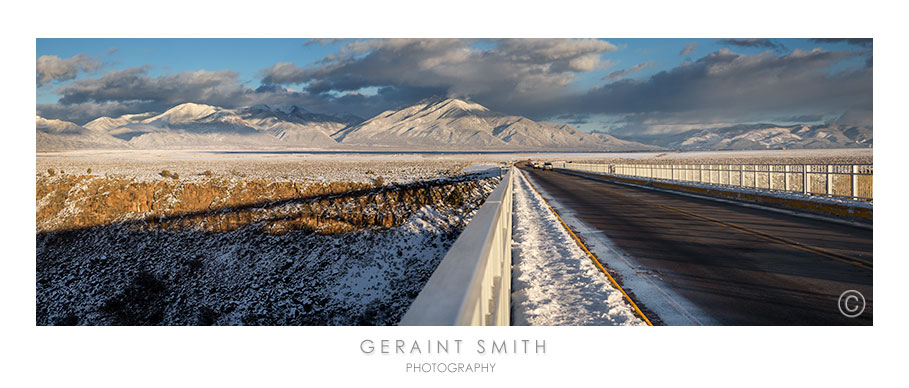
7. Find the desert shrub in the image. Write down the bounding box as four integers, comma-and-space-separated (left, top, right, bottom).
197, 306, 219, 326
445, 189, 465, 207
160, 170, 171, 178
374, 176, 384, 187
47, 169, 55, 176
202, 170, 213, 177
172, 172, 179, 179
86, 168, 92, 174
101, 269, 168, 325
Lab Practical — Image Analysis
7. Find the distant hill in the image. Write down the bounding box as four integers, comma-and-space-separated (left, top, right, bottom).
615, 123, 872, 151
38, 103, 362, 151
37, 99, 659, 151
37, 99, 870, 152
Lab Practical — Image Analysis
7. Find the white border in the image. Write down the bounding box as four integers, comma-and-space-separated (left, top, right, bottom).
5, 1, 905, 386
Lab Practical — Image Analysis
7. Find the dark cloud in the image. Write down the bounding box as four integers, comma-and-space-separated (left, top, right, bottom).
56, 67, 245, 107
780, 114, 826, 123
835, 109, 872, 127
566, 48, 871, 135
718, 39, 786, 51
555, 113, 590, 125
810, 38, 872, 47
603, 61, 654, 81
680, 42, 697, 55
38, 64, 445, 124
258, 38, 617, 114
37, 100, 154, 125
36, 54, 104, 87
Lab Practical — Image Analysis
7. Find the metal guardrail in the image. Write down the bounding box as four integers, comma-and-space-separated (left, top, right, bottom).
555, 162, 873, 201
399, 167, 514, 326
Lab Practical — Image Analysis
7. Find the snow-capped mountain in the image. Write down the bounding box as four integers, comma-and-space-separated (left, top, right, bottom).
36, 116, 127, 150
40, 99, 868, 152
238, 104, 359, 146
37, 116, 88, 134
617, 123, 873, 151
38, 103, 362, 151
332, 97, 659, 150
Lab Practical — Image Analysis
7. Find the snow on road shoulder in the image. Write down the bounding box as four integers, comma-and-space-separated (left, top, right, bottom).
511, 169, 645, 326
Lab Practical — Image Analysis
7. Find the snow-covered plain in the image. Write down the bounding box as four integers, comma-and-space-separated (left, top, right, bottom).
36, 176, 499, 325
510, 169, 645, 326
35, 152, 502, 325
36, 150, 482, 184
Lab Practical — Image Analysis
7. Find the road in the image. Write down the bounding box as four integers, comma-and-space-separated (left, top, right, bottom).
520, 166, 873, 325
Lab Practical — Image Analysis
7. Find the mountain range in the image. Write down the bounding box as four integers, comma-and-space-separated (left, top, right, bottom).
36, 98, 871, 152
616, 123, 873, 151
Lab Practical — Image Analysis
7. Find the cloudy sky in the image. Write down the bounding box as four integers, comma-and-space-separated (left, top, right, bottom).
36, 38, 872, 135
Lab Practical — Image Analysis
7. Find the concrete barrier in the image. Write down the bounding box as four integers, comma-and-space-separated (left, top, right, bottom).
399, 167, 514, 326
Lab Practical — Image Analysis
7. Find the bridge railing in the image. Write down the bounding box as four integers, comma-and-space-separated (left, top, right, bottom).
399, 167, 514, 326
555, 162, 873, 201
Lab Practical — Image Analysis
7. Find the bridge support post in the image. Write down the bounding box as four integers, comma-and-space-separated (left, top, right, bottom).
803, 165, 809, 195
852, 165, 858, 199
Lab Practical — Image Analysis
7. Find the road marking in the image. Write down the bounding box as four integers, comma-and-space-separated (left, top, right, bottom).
519, 169, 654, 326
558, 171, 873, 271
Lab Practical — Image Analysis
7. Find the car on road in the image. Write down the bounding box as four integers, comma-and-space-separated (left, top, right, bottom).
542, 162, 553, 171
532, 162, 541, 169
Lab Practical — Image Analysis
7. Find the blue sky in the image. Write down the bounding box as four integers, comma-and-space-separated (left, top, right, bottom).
36, 38, 872, 135
37, 39, 347, 103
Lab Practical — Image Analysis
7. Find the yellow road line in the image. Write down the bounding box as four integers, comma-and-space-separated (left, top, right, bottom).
520, 169, 654, 326
570, 171, 873, 271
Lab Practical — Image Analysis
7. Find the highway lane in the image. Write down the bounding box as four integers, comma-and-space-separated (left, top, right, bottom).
520, 166, 873, 325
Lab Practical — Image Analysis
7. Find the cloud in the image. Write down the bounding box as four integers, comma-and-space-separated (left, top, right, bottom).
603, 61, 654, 81
835, 109, 873, 127
780, 114, 826, 123
258, 38, 617, 114
38, 40, 871, 136
37, 100, 152, 124
810, 38, 872, 47
568, 48, 871, 135
555, 113, 590, 125
40, 64, 442, 124
680, 42, 697, 55
56, 67, 245, 107
304, 38, 346, 46
36, 54, 104, 86
718, 39, 786, 51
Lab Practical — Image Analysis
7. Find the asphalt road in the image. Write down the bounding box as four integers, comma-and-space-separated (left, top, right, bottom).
520, 166, 873, 325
